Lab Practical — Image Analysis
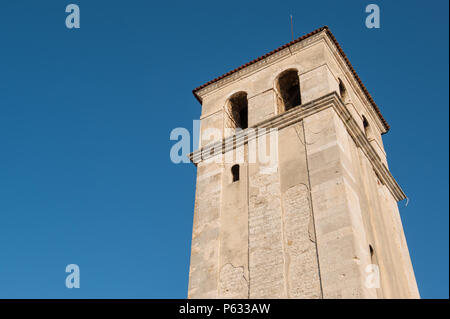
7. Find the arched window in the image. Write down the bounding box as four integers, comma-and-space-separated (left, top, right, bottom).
276, 69, 301, 112
231, 164, 240, 182
226, 92, 248, 129
338, 79, 347, 102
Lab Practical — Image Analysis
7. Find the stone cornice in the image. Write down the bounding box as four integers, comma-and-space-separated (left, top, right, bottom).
189, 92, 406, 202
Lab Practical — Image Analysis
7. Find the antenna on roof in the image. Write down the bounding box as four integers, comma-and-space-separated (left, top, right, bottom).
290, 14, 294, 41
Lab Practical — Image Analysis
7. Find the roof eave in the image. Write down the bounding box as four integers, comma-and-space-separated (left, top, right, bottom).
192, 26, 390, 133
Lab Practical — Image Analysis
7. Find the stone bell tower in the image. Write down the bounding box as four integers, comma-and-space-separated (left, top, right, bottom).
187, 26, 420, 299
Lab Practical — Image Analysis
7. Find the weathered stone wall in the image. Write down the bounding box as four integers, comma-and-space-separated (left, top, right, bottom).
304, 107, 375, 298
279, 124, 322, 299
188, 101, 419, 299
321, 40, 387, 165
248, 159, 286, 298
188, 162, 223, 298
218, 145, 249, 298
188, 28, 419, 299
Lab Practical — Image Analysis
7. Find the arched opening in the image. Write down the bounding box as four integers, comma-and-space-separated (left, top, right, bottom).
362, 115, 371, 138
369, 245, 374, 260
338, 79, 347, 102
276, 69, 301, 112
226, 92, 248, 130
231, 164, 240, 182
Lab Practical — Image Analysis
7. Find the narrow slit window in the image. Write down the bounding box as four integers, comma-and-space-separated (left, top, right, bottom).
231, 164, 240, 182
362, 115, 370, 138
338, 79, 347, 102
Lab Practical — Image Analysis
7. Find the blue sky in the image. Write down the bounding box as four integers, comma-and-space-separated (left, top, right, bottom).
0, 0, 448, 299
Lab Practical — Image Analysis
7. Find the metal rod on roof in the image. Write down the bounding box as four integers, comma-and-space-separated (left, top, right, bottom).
290, 15, 294, 41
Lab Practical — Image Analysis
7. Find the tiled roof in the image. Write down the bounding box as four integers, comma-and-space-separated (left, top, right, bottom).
192, 26, 390, 132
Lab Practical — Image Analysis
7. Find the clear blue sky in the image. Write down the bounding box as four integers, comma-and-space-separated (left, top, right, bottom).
0, 0, 448, 299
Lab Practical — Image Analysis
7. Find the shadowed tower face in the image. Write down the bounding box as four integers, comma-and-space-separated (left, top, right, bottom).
187, 27, 420, 299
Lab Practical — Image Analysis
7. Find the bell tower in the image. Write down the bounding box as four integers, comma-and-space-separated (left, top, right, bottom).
187, 26, 420, 299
